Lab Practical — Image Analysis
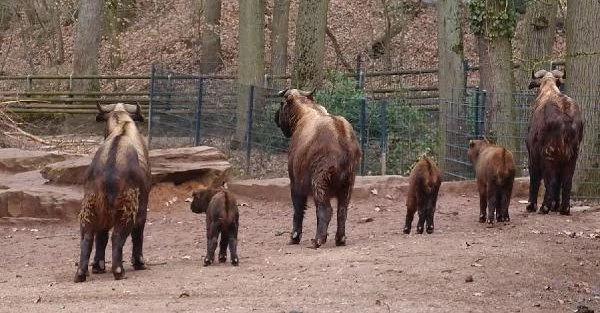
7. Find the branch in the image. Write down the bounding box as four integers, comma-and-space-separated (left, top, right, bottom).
325, 26, 353, 73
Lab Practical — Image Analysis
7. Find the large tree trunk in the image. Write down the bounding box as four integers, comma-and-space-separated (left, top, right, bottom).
292, 0, 329, 89
437, 0, 465, 173
72, 0, 103, 92
515, 0, 557, 90
47, 0, 64, 65
269, 0, 290, 88
567, 1, 600, 197
234, 0, 265, 148
200, 0, 223, 74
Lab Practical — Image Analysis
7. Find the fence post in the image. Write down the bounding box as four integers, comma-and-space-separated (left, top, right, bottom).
246, 85, 255, 174
462, 60, 469, 93
194, 76, 204, 146
165, 72, 173, 110
355, 55, 364, 90
25, 75, 32, 96
478, 89, 487, 139
359, 97, 367, 175
380, 100, 388, 175
147, 65, 156, 147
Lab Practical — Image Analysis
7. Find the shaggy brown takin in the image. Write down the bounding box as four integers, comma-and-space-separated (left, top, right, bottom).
275, 88, 361, 248
526, 69, 584, 215
74, 103, 151, 282
190, 184, 239, 266
467, 139, 515, 225
403, 156, 442, 234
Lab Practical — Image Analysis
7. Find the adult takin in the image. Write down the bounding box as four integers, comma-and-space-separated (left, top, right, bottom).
275, 88, 361, 248
403, 156, 442, 234
190, 184, 239, 266
74, 103, 151, 282
467, 139, 515, 225
526, 69, 584, 215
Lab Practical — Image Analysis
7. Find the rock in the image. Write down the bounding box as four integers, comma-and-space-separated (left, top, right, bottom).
40, 155, 91, 185
0, 148, 75, 173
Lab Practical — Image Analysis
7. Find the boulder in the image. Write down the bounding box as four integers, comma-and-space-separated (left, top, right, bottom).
0, 148, 75, 173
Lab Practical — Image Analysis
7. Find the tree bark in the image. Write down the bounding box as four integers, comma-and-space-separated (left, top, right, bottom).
72, 0, 103, 92
515, 0, 557, 90
201, 0, 223, 74
566, 1, 600, 197
269, 0, 290, 87
437, 0, 465, 173
325, 26, 352, 73
234, 0, 265, 148
47, 0, 65, 65
292, 0, 329, 89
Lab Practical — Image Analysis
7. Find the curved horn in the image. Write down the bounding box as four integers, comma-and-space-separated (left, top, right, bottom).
533, 69, 548, 78
277, 88, 289, 97
551, 70, 564, 78
123, 103, 139, 114
299, 89, 316, 98
96, 103, 116, 113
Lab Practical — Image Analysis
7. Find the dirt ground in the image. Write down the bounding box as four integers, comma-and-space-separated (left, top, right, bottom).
1, 181, 600, 313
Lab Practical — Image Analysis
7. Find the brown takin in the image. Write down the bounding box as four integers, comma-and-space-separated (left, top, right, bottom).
467, 139, 515, 225
75, 103, 151, 282
275, 88, 361, 248
526, 69, 584, 215
403, 156, 442, 234
190, 184, 239, 266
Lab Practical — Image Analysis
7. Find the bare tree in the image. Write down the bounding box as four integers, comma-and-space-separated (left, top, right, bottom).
292, 0, 329, 89
567, 1, 600, 197
200, 0, 223, 74
72, 0, 104, 92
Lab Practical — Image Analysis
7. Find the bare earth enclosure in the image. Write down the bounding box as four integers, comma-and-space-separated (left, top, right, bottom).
1, 178, 600, 313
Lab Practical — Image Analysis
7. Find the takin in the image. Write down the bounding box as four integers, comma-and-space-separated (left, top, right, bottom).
403, 156, 442, 234
74, 103, 151, 282
190, 184, 239, 266
526, 69, 584, 215
467, 139, 515, 225
275, 88, 361, 248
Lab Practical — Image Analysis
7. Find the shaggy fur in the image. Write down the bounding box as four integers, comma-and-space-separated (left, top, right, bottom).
75, 103, 151, 283
190, 185, 239, 266
468, 139, 516, 225
526, 69, 584, 215
275, 88, 361, 248
403, 156, 442, 234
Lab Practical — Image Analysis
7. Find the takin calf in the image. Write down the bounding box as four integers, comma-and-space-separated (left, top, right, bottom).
403, 156, 442, 234
190, 185, 239, 266
75, 103, 151, 282
467, 139, 515, 225
275, 88, 361, 248
526, 69, 584, 215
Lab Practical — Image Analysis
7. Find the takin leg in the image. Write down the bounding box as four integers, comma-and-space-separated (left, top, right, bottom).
499, 181, 513, 223
425, 190, 439, 234
486, 184, 498, 225
312, 199, 333, 248
403, 193, 417, 234
526, 160, 542, 212
540, 172, 559, 214
218, 232, 229, 263
478, 182, 487, 223
416, 208, 426, 234
228, 213, 239, 266
204, 220, 220, 266
289, 187, 307, 245
111, 223, 133, 280
131, 193, 148, 270
74, 227, 94, 283
335, 190, 351, 246
92, 229, 109, 274
559, 162, 577, 215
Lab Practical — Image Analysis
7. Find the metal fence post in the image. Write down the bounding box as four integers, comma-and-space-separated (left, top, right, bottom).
194, 76, 204, 146
462, 60, 469, 93
246, 85, 255, 174
147, 65, 156, 146
380, 100, 388, 175
359, 97, 367, 175
355, 55, 364, 90
477, 89, 487, 139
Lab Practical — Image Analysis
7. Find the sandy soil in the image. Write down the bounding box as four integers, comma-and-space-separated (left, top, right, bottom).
1, 183, 600, 313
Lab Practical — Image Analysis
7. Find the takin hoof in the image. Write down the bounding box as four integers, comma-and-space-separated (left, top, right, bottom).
310, 238, 325, 249
74, 269, 88, 283
559, 208, 571, 216
335, 236, 346, 246
203, 258, 213, 266
479, 215, 486, 223
402, 227, 411, 234
231, 257, 239, 266
288, 232, 301, 245
218, 255, 227, 263
525, 203, 537, 212
112, 267, 125, 280
416, 226, 424, 234
426, 226, 434, 234
132, 262, 147, 271
486, 219, 494, 227
91, 261, 106, 274
538, 207, 550, 214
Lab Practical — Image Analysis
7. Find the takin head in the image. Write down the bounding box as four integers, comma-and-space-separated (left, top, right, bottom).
467, 138, 492, 165
95, 102, 144, 138
274, 88, 325, 138
528, 69, 565, 90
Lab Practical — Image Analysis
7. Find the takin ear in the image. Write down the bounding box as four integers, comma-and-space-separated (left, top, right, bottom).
95, 113, 107, 122
528, 79, 541, 89
468, 140, 475, 148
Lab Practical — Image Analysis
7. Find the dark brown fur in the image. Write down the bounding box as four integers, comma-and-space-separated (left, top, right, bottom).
275, 88, 361, 248
467, 139, 516, 225
75, 103, 150, 282
526, 70, 584, 215
403, 156, 442, 234
190, 185, 239, 266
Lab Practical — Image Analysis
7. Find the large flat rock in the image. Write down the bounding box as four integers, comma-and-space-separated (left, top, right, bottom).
0, 148, 76, 173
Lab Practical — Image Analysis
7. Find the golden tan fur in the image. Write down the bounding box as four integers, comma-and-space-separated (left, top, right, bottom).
403, 156, 442, 234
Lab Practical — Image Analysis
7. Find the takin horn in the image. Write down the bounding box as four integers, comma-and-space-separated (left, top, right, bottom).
277, 88, 289, 97
551, 70, 564, 79
533, 69, 548, 78
97, 102, 116, 113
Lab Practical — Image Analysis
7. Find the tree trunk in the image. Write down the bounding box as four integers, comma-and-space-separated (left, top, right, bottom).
72, 0, 103, 92
47, 0, 64, 65
437, 0, 465, 173
567, 1, 600, 197
269, 0, 290, 88
515, 0, 557, 90
234, 0, 265, 149
201, 0, 223, 74
292, 0, 329, 89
